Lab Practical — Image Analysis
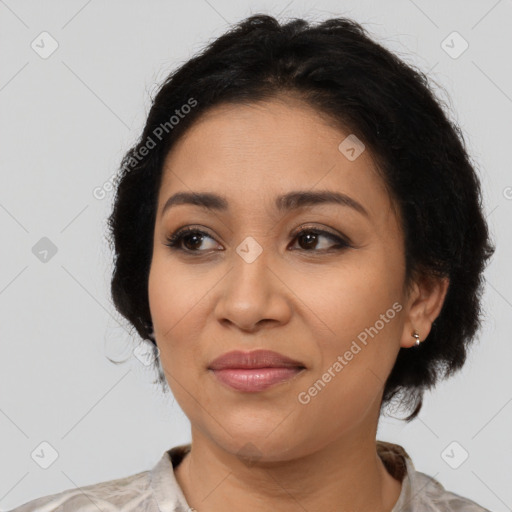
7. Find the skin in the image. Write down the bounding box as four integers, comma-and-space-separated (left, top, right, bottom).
148, 95, 450, 512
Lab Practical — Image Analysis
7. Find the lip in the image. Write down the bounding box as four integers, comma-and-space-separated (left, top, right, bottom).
208, 349, 306, 393
208, 349, 305, 370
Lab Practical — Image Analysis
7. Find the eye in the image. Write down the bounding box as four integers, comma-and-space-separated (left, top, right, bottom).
165, 226, 220, 253
164, 225, 351, 254
289, 227, 351, 252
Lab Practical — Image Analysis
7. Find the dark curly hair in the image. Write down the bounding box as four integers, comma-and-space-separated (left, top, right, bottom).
106, 14, 495, 421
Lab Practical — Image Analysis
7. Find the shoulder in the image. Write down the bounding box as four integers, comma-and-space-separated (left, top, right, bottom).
8, 468, 155, 511
410, 468, 493, 512
376, 440, 492, 512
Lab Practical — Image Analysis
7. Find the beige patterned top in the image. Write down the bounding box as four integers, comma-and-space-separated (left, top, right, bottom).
9, 441, 491, 511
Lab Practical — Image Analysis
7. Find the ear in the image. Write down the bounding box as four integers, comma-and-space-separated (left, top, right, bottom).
400, 274, 450, 348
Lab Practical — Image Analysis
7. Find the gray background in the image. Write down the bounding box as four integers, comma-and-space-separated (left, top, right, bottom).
1, 0, 511, 510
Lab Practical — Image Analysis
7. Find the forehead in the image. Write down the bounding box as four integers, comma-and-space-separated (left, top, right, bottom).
158, 97, 392, 220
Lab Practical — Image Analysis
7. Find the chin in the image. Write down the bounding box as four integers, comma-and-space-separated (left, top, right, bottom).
202, 421, 308, 464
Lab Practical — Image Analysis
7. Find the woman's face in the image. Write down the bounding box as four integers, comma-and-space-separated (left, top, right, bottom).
148, 97, 415, 461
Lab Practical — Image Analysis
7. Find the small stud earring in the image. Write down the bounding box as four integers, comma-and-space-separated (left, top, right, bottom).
412, 330, 421, 346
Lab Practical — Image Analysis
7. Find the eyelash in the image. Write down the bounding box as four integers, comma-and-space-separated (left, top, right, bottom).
164, 225, 351, 255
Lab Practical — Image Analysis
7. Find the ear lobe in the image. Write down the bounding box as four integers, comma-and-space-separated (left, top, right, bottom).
400, 275, 450, 348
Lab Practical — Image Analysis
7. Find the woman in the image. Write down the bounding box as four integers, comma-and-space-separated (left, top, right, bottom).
12, 13, 495, 512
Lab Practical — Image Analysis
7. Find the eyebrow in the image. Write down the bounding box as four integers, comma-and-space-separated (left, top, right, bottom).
160, 190, 370, 219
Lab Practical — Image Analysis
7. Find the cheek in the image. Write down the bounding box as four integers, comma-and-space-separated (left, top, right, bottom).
148, 250, 209, 333
305, 258, 401, 341
147, 256, 207, 369
294, 284, 401, 441
302, 260, 402, 396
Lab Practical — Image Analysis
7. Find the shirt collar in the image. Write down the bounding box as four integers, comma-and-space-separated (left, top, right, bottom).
150, 444, 192, 511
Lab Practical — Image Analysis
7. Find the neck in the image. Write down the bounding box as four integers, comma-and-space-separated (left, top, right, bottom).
174, 427, 402, 512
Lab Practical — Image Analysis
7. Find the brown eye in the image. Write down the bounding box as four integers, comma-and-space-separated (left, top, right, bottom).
291, 228, 351, 252
165, 227, 220, 253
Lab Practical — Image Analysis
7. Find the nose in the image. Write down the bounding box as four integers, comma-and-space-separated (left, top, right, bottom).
213, 244, 292, 333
